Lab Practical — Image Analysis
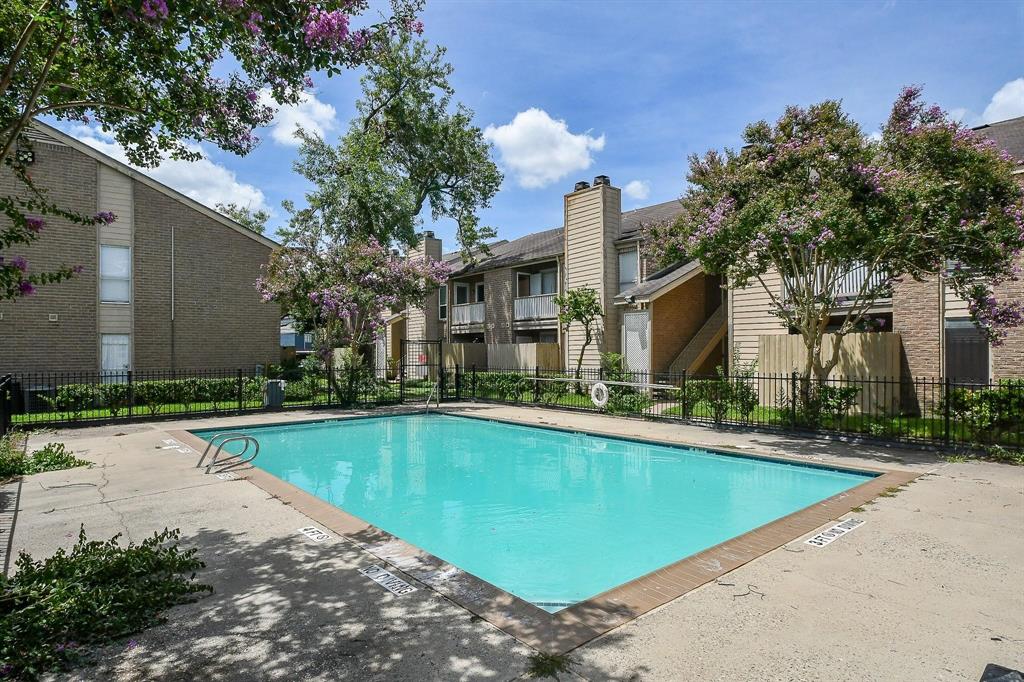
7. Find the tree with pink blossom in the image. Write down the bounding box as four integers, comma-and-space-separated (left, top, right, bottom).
1, 0, 424, 300
258, 36, 499, 394
646, 87, 1024, 387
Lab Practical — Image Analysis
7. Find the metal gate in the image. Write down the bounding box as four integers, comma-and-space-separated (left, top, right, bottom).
399, 339, 448, 402
621, 310, 651, 373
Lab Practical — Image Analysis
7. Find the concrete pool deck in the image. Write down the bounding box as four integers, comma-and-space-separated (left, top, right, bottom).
5, 404, 1024, 680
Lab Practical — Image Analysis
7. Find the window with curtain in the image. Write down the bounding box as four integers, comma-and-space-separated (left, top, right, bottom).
101, 334, 131, 376
618, 249, 638, 293
100, 245, 131, 303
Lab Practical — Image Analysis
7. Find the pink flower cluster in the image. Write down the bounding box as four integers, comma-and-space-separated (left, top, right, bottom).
689, 196, 735, 247
304, 7, 350, 49
968, 294, 1024, 346
140, 0, 169, 23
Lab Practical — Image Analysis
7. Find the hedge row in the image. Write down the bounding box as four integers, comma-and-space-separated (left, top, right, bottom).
38, 377, 266, 418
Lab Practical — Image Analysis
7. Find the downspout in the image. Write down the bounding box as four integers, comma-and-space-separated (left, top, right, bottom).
938, 270, 945, 379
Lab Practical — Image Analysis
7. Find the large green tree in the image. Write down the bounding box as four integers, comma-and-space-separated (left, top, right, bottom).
554, 287, 603, 389
0, 0, 423, 300
216, 202, 269, 235
647, 87, 1024, 384
278, 36, 502, 256
260, 36, 500, 386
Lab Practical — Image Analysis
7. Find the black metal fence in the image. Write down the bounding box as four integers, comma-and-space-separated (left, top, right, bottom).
2, 362, 1021, 452
0, 366, 401, 433
439, 365, 1024, 451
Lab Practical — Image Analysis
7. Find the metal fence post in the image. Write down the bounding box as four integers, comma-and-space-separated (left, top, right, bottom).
533, 365, 540, 403
326, 365, 333, 406
790, 371, 799, 426
439, 362, 446, 402
399, 357, 405, 403
472, 364, 477, 400
127, 370, 134, 419
0, 375, 10, 437
943, 376, 951, 446
454, 364, 461, 401
680, 369, 687, 420
237, 368, 244, 413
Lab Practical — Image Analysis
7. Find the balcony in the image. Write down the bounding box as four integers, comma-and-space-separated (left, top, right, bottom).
783, 263, 891, 306
514, 293, 558, 321
451, 302, 485, 326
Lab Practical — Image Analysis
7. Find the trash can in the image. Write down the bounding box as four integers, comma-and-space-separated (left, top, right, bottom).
264, 380, 286, 408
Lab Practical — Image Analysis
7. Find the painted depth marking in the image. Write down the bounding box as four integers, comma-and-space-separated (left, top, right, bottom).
805, 518, 864, 547
215, 472, 237, 480
359, 564, 417, 596
298, 526, 331, 542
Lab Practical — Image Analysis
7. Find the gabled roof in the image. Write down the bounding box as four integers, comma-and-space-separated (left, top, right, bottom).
451, 227, 563, 275
26, 121, 280, 250
974, 115, 1024, 168
614, 259, 702, 304
618, 199, 684, 241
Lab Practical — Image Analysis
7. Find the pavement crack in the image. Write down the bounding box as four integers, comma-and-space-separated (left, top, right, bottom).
96, 450, 133, 542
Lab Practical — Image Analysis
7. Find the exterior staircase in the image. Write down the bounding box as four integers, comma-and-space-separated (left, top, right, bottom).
669, 305, 727, 375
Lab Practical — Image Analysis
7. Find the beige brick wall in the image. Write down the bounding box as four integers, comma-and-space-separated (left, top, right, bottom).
0, 140, 99, 373
484, 267, 515, 344
132, 181, 279, 371
892, 275, 942, 379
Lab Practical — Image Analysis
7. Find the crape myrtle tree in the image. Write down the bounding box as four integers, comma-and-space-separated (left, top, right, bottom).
258, 36, 501, 392
646, 86, 1024, 392
0, 0, 424, 301
553, 287, 603, 391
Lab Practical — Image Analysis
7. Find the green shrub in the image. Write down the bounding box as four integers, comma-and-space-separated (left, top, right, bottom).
475, 372, 530, 401
132, 381, 172, 416
0, 527, 211, 678
943, 381, 1024, 445
817, 385, 862, 421
43, 384, 95, 420
204, 378, 238, 411
96, 383, 130, 418
606, 392, 652, 414
0, 434, 89, 480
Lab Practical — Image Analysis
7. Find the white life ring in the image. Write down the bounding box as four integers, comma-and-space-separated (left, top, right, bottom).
590, 382, 610, 408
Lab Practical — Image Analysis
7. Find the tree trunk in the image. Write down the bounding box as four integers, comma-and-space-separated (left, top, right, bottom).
574, 327, 591, 394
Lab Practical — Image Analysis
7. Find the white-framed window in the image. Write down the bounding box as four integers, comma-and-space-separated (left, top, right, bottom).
438, 285, 448, 320
475, 282, 485, 302
517, 269, 558, 296
618, 248, 639, 293
454, 283, 470, 305
101, 334, 131, 376
100, 245, 131, 303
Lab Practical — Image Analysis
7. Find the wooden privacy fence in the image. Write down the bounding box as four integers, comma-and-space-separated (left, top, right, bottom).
486, 343, 561, 370
757, 332, 903, 414
443, 343, 487, 370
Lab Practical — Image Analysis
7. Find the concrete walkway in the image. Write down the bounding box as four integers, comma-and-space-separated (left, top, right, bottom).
6, 405, 1023, 681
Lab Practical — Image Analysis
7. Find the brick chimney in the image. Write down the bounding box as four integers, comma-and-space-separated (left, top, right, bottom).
563, 176, 622, 368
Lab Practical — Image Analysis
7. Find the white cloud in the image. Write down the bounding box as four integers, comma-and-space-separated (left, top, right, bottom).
483, 108, 605, 189
981, 78, 1024, 124
69, 125, 270, 213
623, 180, 650, 200
949, 78, 1024, 127
259, 90, 338, 146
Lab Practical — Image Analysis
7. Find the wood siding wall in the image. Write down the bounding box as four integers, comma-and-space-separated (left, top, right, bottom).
487, 343, 561, 370
729, 270, 787, 367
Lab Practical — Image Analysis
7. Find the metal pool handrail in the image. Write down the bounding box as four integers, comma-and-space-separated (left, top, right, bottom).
203, 435, 260, 474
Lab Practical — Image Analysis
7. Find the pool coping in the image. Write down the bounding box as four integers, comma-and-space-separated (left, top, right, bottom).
169, 409, 919, 655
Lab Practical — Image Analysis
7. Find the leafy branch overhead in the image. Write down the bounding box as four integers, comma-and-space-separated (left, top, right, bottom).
646, 86, 1024, 383
0, 0, 425, 300
279, 35, 502, 258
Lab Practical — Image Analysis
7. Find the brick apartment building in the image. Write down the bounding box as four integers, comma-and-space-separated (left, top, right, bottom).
0, 122, 281, 375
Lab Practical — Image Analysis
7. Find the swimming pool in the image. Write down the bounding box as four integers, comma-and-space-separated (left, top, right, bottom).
192, 413, 875, 611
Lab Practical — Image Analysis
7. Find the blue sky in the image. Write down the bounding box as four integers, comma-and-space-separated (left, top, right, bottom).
67, 1, 1024, 249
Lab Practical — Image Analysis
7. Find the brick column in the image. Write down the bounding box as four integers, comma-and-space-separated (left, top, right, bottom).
892, 274, 943, 414
484, 267, 514, 344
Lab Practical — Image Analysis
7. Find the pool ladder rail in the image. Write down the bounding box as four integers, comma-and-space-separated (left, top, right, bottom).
425, 380, 440, 410
196, 432, 260, 474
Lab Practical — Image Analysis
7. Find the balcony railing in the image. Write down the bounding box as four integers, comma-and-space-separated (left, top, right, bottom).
451, 302, 485, 325
783, 263, 891, 304
514, 293, 558, 321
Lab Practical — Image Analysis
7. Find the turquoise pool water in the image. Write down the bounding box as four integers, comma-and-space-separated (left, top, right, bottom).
192, 414, 873, 610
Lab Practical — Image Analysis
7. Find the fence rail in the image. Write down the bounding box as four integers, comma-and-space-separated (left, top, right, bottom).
2, 363, 1021, 453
